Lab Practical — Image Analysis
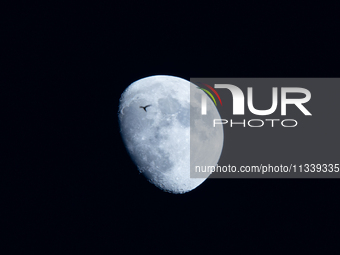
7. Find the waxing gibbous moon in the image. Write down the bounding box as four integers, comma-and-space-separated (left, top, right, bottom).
118, 75, 223, 194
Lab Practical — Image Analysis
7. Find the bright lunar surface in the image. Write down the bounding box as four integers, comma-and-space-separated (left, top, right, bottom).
118, 75, 223, 194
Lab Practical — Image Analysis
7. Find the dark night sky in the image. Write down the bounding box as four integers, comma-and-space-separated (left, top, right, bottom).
2, 2, 340, 254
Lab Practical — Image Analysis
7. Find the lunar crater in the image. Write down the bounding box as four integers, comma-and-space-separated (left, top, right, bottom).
118, 75, 223, 194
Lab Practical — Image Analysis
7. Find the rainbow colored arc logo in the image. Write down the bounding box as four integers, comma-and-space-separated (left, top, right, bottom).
197, 83, 222, 106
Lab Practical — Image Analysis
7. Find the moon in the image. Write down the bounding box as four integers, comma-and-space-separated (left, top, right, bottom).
118, 75, 223, 194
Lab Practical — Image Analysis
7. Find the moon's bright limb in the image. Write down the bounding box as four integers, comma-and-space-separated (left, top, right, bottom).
118, 75, 223, 194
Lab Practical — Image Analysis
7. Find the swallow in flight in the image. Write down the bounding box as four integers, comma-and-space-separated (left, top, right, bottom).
140, 105, 151, 112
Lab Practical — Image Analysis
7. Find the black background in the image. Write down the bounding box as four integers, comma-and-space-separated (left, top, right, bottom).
2, 2, 340, 254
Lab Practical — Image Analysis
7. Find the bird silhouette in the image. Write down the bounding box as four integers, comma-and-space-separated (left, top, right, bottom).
140, 104, 151, 112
